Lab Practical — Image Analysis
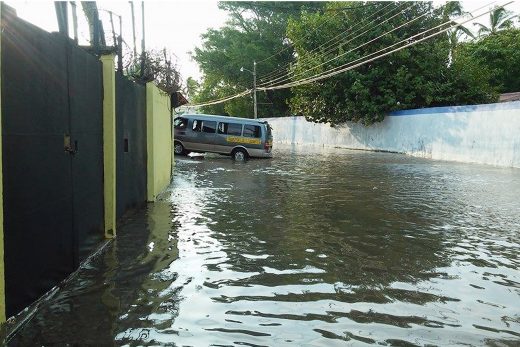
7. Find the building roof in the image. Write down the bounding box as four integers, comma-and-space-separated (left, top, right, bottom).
171, 92, 189, 108
499, 92, 520, 103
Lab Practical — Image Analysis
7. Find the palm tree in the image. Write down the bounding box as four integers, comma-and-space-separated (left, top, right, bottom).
474, 6, 518, 37
442, 2, 475, 47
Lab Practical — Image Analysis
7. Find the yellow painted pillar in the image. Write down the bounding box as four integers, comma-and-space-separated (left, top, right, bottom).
100, 54, 116, 238
146, 83, 155, 202
0, 3, 6, 323
146, 83, 172, 202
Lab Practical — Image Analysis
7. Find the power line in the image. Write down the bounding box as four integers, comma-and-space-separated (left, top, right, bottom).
259, 2, 418, 87
260, 2, 506, 91
260, 0, 496, 89
187, 1, 508, 108
257, 2, 399, 84
255, 2, 387, 65
231, 1, 384, 13
256, 6, 343, 65
189, 89, 251, 108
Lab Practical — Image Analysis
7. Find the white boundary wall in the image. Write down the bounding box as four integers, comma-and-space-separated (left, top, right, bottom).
264, 101, 520, 168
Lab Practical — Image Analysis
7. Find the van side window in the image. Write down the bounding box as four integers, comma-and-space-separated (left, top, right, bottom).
174, 117, 187, 129
202, 121, 216, 133
228, 123, 242, 136
219, 123, 242, 136
192, 120, 202, 132
243, 125, 261, 138
217, 122, 227, 134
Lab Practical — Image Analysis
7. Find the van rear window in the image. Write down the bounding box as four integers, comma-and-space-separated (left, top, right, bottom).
243, 125, 261, 138
218, 122, 242, 136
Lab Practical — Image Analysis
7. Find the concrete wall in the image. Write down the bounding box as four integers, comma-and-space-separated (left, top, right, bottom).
146, 83, 172, 201
264, 101, 520, 168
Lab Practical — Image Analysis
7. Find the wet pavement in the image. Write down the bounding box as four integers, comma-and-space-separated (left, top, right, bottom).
6, 145, 520, 346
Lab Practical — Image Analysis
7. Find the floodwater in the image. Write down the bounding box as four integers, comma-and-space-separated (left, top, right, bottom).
7, 145, 520, 346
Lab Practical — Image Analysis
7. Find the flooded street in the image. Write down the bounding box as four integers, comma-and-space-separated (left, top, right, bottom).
8, 145, 520, 346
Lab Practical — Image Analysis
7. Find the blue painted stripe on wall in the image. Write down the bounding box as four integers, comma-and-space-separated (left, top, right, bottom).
389, 101, 520, 116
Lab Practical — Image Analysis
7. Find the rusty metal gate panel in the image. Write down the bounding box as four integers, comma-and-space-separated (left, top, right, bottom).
2, 10, 105, 317
1, 12, 74, 317
67, 41, 104, 265
116, 75, 147, 220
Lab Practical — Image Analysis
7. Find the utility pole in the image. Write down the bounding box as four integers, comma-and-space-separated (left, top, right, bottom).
141, 1, 145, 53
253, 60, 257, 119
240, 61, 258, 119
129, 1, 137, 58
55, 2, 68, 36
71, 1, 79, 43
140, 1, 146, 78
109, 11, 117, 47
117, 14, 123, 74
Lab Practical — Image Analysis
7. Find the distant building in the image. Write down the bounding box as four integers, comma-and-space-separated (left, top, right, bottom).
171, 91, 189, 108
499, 92, 520, 103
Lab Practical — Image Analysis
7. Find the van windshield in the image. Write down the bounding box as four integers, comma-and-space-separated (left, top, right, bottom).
174, 117, 187, 129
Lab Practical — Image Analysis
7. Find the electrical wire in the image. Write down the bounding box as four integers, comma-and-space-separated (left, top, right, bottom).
231, 1, 384, 13
257, 2, 398, 83
187, 89, 252, 108
255, 5, 344, 65
187, 1, 508, 108
259, 1, 506, 91
254, 2, 386, 66
259, 2, 418, 87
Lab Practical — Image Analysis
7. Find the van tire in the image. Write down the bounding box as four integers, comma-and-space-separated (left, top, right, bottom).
174, 141, 187, 156
232, 148, 248, 161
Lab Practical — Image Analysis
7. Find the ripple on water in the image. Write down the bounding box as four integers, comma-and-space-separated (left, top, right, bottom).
8, 145, 520, 346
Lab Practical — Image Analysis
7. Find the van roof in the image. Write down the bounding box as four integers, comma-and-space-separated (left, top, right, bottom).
178, 114, 269, 125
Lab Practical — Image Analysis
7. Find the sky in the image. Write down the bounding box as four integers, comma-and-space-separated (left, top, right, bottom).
9, 0, 229, 82
8, 1, 520, 86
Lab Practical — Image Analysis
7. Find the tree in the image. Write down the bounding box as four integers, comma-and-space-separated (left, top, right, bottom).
286, 1, 495, 126
125, 49, 183, 95
185, 77, 200, 101
439, 1, 474, 48
191, 2, 324, 117
474, 6, 517, 37
454, 28, 520, 93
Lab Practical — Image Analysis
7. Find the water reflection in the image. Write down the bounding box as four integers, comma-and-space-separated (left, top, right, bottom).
6, 145, 520, 346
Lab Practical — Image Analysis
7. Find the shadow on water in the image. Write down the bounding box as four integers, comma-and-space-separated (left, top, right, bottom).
5, 145, 520, 346
6, 201, 178, 346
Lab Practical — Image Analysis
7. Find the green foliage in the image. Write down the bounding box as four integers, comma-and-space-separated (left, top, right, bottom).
454, 28, 520, 93
191, 1, 512, 125
185, 77, 200, 101
286, 1, 496, 126
191, 2, 323, 117
473, 6, 517, 37
125, 49, 182, 94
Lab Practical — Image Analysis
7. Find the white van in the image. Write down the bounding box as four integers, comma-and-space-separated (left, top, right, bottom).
173, 114, 273, 161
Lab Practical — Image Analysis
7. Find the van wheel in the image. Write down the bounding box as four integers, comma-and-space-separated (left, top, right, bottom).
174, 142, 187, 156
232, 148, 248, 161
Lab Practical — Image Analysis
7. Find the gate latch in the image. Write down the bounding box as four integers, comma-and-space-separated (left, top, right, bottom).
64, 134, 78, 155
